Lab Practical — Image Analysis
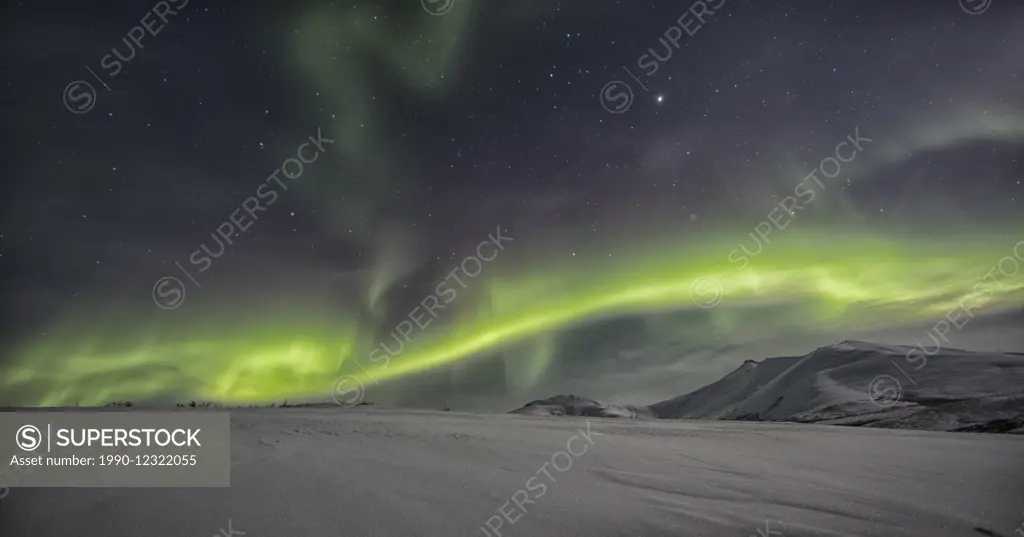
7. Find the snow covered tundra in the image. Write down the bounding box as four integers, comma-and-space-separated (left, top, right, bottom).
2, 341, 1023, 536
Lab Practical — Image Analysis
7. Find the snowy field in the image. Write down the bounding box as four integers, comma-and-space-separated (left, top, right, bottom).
2, 407, 1023, 537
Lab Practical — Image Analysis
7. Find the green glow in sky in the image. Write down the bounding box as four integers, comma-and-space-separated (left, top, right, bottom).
3, 230, 1021, 407
2, 5, 1022, 408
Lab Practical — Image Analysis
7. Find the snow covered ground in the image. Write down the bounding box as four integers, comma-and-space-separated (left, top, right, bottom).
2, 407, 1023, 536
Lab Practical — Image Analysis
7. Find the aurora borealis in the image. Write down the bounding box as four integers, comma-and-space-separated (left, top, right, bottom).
2, 0, 1022, 409
3, 228, 1022, 408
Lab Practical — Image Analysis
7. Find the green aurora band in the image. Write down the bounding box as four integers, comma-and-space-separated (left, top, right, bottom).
3, 230, 1022, 407
284, 0, 477, 234
4, 4, 1023, 408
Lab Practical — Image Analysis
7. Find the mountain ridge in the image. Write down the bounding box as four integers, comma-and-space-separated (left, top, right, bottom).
510, 341, 1024, 433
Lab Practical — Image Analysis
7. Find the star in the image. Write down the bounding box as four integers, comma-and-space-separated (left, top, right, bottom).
655, 95, 665, 104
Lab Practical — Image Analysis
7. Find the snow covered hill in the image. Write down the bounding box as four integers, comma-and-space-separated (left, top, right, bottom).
521, 341, 1024, 433
510, 394, 652, 418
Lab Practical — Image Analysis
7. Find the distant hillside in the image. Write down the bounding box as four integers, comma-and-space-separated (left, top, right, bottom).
513, 341, 1024, 433
510, 394, 651, 419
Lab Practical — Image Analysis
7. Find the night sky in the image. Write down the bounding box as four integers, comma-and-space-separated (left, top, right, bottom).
1, 0, 1022, 409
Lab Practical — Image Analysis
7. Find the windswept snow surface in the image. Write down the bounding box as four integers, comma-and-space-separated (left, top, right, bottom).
647, 341, 1024, 432
2, 408, 1023, 537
